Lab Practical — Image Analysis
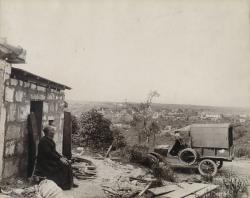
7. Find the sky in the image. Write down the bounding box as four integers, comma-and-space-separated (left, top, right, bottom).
0, 0, 250, 108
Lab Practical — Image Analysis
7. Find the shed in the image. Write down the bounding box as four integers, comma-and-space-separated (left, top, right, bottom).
0, 42, 71, 179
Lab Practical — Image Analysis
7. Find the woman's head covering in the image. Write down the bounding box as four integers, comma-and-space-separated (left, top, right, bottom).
43, 125, 56, 135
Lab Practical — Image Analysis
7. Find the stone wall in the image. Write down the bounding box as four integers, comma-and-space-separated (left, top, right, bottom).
2, 75, 65, 179
0, 60, 11, 180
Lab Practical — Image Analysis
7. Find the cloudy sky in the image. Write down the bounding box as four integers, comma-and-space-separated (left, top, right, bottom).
0, 0, 249, 107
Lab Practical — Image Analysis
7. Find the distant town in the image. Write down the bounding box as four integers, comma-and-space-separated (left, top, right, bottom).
68, 100, 250, 133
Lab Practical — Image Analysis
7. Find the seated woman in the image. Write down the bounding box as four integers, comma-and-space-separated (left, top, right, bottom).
36, 125, 78, 190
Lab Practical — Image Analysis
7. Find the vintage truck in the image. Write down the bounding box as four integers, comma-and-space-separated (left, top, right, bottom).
153, 123, 235, 177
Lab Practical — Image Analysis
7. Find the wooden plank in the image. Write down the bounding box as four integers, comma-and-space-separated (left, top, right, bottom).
63, 111, 72, 159
138, 182, 152, 197
148, 185, 178, 196
161, 183, 207, 198
105, 144, 113, 158
185, 185, 219, 198
27, 113, 40, 177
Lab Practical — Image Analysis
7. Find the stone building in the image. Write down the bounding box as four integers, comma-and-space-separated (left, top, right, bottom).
0, 59, 71, 179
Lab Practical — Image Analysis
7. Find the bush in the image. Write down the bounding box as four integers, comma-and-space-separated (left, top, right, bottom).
214, 171, 248, 198
234, 144, 250, 158
123, 145, 149, 163
112, 127, 127, 150
78, 109, 113, 150
119, 144, 176, 182
234, 126, 248, 140
222, 172, 248, 198
72, 115, 79, 134
152, 162, 176, 182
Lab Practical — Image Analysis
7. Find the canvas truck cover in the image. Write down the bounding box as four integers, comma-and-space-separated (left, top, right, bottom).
190, 123, 232, 149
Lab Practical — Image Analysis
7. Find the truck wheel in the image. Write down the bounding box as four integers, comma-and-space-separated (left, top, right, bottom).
198, 159, 218, 177
215, 160, 223, 169
178, 148, 198, 165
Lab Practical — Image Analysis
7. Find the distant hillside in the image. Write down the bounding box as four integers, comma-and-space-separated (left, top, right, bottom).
66, 100, 250, 117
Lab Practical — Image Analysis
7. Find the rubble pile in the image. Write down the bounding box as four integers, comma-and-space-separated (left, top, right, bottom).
71, 156, 97, 180
98, 158, 159, 197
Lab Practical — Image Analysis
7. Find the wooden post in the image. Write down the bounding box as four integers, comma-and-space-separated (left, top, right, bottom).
63, 111, 72, 159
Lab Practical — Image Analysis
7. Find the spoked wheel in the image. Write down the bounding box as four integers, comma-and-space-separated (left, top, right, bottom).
215, 160, 223, 169
198, 159, 218, 177
178, 148, 198, 165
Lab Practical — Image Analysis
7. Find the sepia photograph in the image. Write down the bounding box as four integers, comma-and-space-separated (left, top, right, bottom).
0, 0, 250, 197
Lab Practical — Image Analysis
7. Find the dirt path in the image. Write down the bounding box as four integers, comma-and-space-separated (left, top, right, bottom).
63, 156, 250, 198
64, 156, 146, 198
223, 158, 250, 178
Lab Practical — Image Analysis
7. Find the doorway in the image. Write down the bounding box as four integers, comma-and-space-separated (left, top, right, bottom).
27, 101, 43, 177
30, 101, 43, 138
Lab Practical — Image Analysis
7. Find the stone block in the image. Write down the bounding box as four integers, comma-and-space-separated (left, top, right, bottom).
24, 82, 30, 88
54, 103, 58, 112
10, 79, 18, 86
42, 115, 47, 121
4, 65, 11, 74
16, 142, 24, 154
7, 103, 17, 122
38, 94, 46, 100
47, 93, 55, 100
48, 115, 54, 121
17, 104, 30, 122
19, 80, 23, 86
30, 93, 46, 100
5, 140, 16, 157
15, 90, 24, 102
5, 124, 21, 140
5, 87, 15, 102
37, 85, 46, 92
42, 121, 48, 128
60, 112, 64, 120
49, 103, 55, 112
5, 79, 10, 86
43, 102, 49, 113
2, 158, 19, 178
4, 74, 10, 80
30, 83, 36, 90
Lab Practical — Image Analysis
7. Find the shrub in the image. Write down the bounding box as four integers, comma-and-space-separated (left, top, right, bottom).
119, 144, 176, 182
124, 145, 149, 163
78, 109, 113, 150
152, 162, 176, 182
223, 172, 247, 198
215, 171, 248, 198
72, 115, 79, 134
112, 127, 127, 150
234, 144, 250, 158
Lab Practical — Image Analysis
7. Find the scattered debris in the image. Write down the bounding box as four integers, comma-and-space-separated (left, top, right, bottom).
71, 156, 97, 180
145, 182, 219, 198
105, 144, 113, 158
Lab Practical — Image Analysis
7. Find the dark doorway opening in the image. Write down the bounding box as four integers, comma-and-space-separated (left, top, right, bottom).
30, 101, 43, 138
27, 101, 43, 177
63, 111, 72, 159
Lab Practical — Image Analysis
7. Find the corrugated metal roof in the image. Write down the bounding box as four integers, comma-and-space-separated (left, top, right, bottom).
11, 67, 71, 90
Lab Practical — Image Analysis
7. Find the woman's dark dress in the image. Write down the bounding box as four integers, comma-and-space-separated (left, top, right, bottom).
36, 136, 73, 190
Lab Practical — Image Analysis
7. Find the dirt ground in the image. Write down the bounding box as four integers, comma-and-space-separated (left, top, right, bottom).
63, 155, 250, 198
223, 158, 250, 178
64, 156, 148, 198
